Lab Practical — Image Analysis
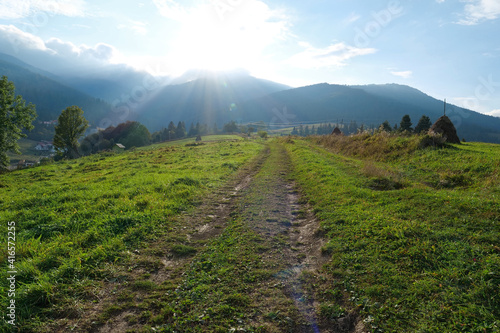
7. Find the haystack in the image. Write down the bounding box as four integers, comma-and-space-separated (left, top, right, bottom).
429, 115, 460, 144
331, 127, 343, 136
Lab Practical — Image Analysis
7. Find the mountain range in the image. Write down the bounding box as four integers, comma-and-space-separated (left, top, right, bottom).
1, 53, 499, 143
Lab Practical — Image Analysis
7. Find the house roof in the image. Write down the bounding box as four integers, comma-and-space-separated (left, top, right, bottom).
115, 143, 126, 149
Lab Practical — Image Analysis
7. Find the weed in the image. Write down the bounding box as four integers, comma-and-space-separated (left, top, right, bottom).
171, 244, 197, 257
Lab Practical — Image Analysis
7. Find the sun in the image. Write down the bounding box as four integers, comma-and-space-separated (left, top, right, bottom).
165, 1, 286, 74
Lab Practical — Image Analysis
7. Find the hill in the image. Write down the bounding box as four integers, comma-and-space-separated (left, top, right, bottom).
239, 83, 500, 143
134, 71, 290, 131
0, 56, 111, 124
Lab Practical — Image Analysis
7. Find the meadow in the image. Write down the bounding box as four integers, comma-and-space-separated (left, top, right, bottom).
0, 135, 263, 332
283, 134, 500, 332
0, 132, 499, 332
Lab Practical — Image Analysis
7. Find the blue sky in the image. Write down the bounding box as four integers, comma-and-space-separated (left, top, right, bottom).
0, 0, 499, 116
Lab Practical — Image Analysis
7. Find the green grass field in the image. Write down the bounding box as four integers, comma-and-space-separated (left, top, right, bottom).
283, 136, 500, 332
0, 135, 263, 332
1, 133, 499, 332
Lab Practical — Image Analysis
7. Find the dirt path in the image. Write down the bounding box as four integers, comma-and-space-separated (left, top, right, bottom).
55, 142, 365, 332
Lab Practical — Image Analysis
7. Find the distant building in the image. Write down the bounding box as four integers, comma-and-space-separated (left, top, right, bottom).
113, 143, 126, 152
41, 120, 57, 126
17, 160, 37, 169
35, 141, 55, 152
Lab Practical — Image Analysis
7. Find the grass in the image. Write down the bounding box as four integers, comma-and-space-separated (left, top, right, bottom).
1, 131, 499, 332
0, 135, 262, 332
282, 135, 500, 332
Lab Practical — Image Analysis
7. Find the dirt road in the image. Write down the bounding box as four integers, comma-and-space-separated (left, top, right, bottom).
59, 142, 364, 333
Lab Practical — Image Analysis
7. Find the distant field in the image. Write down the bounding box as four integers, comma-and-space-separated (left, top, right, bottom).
6, 138, 40, 165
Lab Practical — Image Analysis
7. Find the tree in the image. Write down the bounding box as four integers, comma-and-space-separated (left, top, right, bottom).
188, 123, 197, 137
167, 121, 176, 140
298, 125, 304, 136
414, 115, 432, 133
212, 123, 219, 135
348, 120, 358, 135
223, 121, 238, 133
0, 76, 37, 169
176, 121, 186, 139
400, 114, 413, 132
121, 122, 151, 148
379, 120, 392, 132
304, 125, 310, 136
53, 105, 89, 159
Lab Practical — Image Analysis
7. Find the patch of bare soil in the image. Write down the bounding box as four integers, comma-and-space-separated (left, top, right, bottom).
236, 143, 366, 332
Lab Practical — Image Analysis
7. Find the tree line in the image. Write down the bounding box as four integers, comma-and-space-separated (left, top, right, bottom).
290, 115, 432, 137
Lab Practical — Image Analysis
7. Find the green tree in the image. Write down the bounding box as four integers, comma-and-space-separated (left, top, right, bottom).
414, 115, 432, 133
304, 125, 310, 136
400, 114, 413, 132
223, 121, 238, 133
176, 121, 186, 138
0, 76, 37, 169
167, 121, 177, 140
121, 122, 151, 148
188, 123, 197, 137
53, 106, 89, 159
380, 120, 392, 132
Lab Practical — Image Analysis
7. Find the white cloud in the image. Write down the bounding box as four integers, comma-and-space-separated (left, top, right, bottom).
391, 70, 413, 79
0, 24, 49, 51
343, 12, 361, 25
0, 24, 123, 75
287, 42, 376, 69
486, 109, 500, 117
0, 0, 87, 19
117, 20, 148, 36
457, 0, 500, 25
46, 38, 119, 62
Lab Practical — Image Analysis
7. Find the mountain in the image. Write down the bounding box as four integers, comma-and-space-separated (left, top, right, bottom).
2, 52, 498, 143
238, 83, 500, 143
0, 56, 111, 125
135, 71, 290, 131
59, 66, 171, 103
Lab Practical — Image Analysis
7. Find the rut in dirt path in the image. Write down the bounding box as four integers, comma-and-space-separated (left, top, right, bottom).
234, 142, 362, 332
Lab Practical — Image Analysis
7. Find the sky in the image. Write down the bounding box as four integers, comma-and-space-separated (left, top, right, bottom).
0, 0, 499, 116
